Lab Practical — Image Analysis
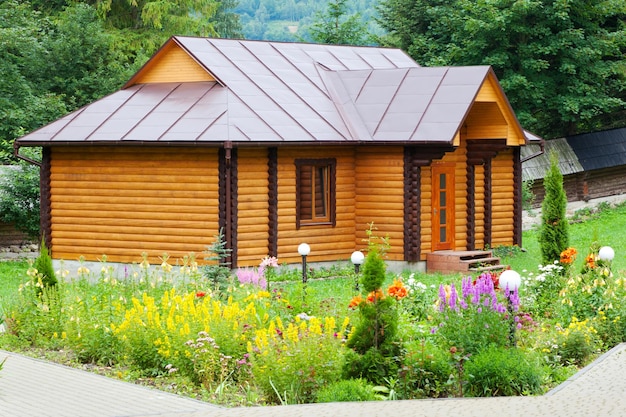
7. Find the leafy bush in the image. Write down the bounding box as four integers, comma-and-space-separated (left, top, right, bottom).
315, 378, 379, 402
432, 274, 512, 355
33, 239, 58, 292
464, 346, 545, 397
250, 316, 347, 404
555, 317, 600, 366
0, 163, 40, 239
398, 340, 453, 399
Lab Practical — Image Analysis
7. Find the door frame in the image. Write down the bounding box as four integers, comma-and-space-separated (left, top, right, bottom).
432, 163, 455, 251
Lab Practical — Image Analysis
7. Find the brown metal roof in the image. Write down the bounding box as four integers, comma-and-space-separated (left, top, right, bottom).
16, 37, 522, 147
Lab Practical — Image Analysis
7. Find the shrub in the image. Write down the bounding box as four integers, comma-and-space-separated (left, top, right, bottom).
464, 345, 545, 397
539, 152, 569, 264
398, 340, 453, 399
249, 316, 348, 404
432, 273, 512, 355
555, 317, 600, 366
0, 162, 40, 239
344, 248, 405, 384
33, 239, 58, 292
315, 378, 379, 402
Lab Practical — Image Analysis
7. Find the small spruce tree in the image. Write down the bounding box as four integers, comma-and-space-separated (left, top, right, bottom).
539, 152, 569, 264
34, 238, 58, 292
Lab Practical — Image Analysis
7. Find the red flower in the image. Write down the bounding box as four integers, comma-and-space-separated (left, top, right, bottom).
196, 291, 206, 298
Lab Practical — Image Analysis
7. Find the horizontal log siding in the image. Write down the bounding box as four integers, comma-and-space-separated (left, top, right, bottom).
49, 147, 219, 264
420, 166, 432, 256
276, 147, 356, 263
355, 147, 405, 261
491, 150, 515, 245
475, 165, 485, 249
236, 148, 270, 266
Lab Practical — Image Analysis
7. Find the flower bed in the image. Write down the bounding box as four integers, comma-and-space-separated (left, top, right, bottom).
1, 243, 626, 406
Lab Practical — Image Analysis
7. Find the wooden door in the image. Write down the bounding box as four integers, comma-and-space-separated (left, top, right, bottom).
432, 164, 455, 251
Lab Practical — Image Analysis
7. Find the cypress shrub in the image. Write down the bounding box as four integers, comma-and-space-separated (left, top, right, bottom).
539, 153, 569, 264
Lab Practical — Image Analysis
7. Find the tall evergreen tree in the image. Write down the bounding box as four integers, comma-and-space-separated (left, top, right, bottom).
306, 0, 370, 45
377, 0, 626, 138
539, 153, 569, 264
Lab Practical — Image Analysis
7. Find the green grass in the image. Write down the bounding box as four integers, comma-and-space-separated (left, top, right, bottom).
502, 202, 626, 274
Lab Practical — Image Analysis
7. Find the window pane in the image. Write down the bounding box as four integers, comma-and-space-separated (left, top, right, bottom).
315, 166, 327, 217
439, 191, 446, 208
440, 173, 446, 189
300, 165, 313, 220
439, 209, 446, 225
440, 226, 446, 242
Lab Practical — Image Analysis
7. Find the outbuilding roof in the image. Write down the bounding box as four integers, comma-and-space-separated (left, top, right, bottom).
522, 127, 626, 181
16, 36, 527, 147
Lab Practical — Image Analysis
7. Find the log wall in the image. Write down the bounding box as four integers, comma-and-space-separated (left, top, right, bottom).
491, 149, 515, 245
236, 148, 270, 266
276, 147, 357, 264
49, 146, 219, 264
355, 147, 405, 261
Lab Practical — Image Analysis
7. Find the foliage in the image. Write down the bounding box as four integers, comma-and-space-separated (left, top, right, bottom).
0, 162, 40, 239
432, 273, 514, 355
377, 0, 626, 138
398, 339, 453, 399
315, 378, 379, 402
522, 180, 535, 210
33, 239, 57, 291
305, 0, 370, 45
554, 318, 600, 366
464, 345, 544, 397
249, 316, 348, 404
539, 153, 569, 264
202, 229, 233, 294
522, 261, 566, 317
344, 246, 405, 384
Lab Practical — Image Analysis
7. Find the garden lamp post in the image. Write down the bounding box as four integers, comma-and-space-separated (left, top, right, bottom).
350, 250, 365, 291
499, 269, 521, 346
298, 243, 310, 284
598, 246, 615, 262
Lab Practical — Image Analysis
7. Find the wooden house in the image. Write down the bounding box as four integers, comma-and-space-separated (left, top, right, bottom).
522, 127, 626, 207
15, 37, 532, 270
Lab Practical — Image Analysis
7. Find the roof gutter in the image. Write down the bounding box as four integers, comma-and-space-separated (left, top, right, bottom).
520, 138, 545, 163
13, 142, 41, 167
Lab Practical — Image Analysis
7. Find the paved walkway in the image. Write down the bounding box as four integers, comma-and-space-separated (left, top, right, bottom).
1, 343, 626, 417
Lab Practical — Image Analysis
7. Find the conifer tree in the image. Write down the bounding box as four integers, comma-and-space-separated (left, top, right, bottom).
539, 153, 569, 264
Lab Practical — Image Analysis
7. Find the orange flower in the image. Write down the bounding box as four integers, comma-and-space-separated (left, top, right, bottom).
560, 247, 577, 264
366, 289, 384, 303
387, 278, 408, 300
585, 254, 596, 269
348, 295, 363, 309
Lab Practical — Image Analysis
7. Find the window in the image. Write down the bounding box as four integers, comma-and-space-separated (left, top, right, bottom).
295, 159, 336, 228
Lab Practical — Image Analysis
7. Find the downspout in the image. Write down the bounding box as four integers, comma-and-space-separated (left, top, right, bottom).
13, 142, 42, 167
224, 141, 232, 264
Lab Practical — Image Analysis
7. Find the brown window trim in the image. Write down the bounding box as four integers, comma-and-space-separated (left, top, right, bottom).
295, 158, 336, 229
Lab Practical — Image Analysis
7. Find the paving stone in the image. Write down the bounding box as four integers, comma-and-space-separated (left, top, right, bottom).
2, 344, 626, 417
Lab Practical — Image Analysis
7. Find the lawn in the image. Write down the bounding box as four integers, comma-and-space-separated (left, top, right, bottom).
1, 201, 625, 405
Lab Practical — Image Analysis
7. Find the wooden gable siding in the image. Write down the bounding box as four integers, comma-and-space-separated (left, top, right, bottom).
49, 146, 219, 264
131, 43, 215, 84
355, 147, 406, 261
276, 147, 357, 263
491, 149, 515, 245
470, 75, 525, 146
236, 148, 270, 266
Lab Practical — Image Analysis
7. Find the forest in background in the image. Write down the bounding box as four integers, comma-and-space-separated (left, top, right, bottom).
2, 0, 626, 165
